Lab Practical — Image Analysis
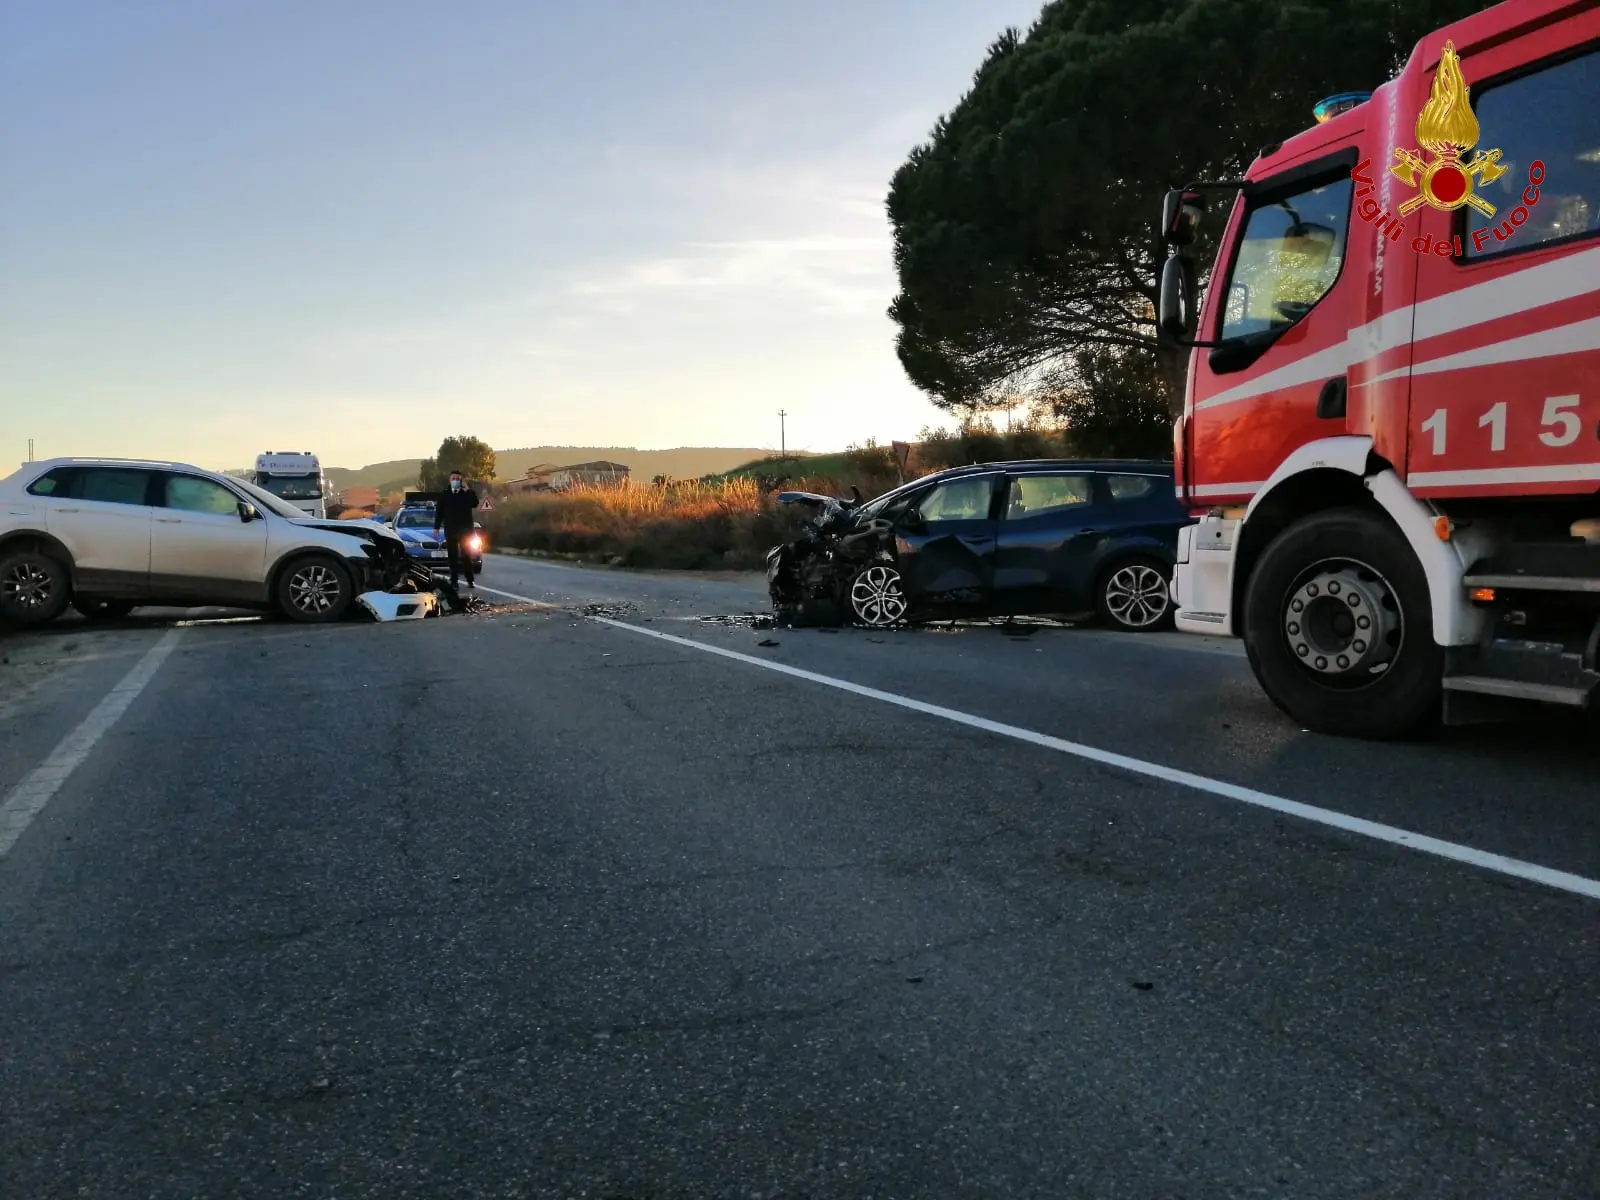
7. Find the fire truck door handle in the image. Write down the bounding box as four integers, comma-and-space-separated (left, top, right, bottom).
1316, 377, 1348, 419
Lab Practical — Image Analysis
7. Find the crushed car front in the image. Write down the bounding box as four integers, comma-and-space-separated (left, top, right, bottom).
766, 489, 899, 625
231, 476, 412, 592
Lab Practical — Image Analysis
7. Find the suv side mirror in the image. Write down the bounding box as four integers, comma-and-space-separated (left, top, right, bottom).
238, 501, 259, 523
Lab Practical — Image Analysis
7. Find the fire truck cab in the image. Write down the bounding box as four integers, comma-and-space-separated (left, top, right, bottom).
1158, 0, 1600, 739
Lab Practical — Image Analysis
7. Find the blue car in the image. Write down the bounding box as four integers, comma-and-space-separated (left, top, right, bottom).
390, 504, 486, 576
766, 459, 1195, 631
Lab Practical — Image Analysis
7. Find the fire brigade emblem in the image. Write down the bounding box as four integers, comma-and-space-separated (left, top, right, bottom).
1389, 40, 1506, 217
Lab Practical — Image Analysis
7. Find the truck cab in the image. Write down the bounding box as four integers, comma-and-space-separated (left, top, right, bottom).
1158, 0, 1599, 738
252, 451, 326, 519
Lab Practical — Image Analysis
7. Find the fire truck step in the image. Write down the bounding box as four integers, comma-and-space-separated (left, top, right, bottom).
1440, 676, 1594, 706
1464, 573, 1600, 594
1463, 543, 1600, 594
1443, 636, 1600, 710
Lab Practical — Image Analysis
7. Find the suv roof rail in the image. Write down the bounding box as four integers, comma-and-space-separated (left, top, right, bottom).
32, 455, 204, 470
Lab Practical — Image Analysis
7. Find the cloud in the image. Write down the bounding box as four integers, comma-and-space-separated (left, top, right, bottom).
556, 111, 928, 327
568, 233, 892, 319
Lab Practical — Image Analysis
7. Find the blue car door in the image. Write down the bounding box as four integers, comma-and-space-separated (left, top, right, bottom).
990, 471, 1104, 615
893, 473, 1000, 615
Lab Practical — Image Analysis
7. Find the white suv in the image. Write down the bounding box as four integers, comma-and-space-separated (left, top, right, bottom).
0, 457, 412, 627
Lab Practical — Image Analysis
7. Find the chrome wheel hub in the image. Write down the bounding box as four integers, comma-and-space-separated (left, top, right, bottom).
1105, 564, 1170, 628
2, 562, 54, 610
289, 565, 341, 613
850, 565, 908, 627
1284, 561, 1401, 678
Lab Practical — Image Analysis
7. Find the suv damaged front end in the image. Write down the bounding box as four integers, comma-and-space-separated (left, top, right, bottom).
766, 491, 902, 627
300, 520, 413, 593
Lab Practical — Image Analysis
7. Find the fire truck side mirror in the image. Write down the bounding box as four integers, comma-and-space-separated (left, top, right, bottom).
1158, 254, 1195, 341
1161, 189, 1204, 246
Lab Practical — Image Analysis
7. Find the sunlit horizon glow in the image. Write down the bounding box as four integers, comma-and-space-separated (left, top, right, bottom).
1, 0, 1042, 473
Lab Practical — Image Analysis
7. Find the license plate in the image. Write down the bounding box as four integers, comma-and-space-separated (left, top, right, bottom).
430, 550, 447, 558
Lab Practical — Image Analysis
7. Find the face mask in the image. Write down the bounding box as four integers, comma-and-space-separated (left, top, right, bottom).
450, 479, 462, 491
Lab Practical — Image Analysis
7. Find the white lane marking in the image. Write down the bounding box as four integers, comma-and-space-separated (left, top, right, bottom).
590, 616, 1600, 901
478, 582, 1599, 902
0, 628, 182, 859
475, 585, 561, 609
480, 585, 1247, 659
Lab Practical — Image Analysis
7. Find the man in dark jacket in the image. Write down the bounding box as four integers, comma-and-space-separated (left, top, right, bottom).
432, 471, 480, 591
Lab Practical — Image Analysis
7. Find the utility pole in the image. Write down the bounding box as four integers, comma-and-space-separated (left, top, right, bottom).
27, 439, 34, 462
778, 410, 787, 461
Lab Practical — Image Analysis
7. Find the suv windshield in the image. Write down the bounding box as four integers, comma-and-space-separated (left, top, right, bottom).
233, 478, 312, 520
854, 480, 922, 520
396, 509, 435, 528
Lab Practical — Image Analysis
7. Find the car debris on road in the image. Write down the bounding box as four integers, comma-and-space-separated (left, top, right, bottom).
356, 561, 491, 622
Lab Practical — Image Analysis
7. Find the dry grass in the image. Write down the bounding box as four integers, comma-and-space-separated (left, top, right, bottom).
482, 475, 875, 570
481, 424, 1101, 573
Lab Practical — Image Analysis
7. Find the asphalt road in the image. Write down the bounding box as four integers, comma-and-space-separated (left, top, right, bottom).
1, 553, 1596, 1199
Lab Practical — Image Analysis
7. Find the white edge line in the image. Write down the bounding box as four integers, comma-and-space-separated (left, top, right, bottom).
0, 627, 183, 858
479, 583, 1599, 903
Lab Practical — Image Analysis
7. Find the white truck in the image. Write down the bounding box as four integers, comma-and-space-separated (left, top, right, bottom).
253, 451, 327, 519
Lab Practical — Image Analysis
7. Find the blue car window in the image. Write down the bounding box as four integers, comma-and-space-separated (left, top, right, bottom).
1005, 474, 1092, 520
915, 477, 993, 522
1106, 474, 1158, 501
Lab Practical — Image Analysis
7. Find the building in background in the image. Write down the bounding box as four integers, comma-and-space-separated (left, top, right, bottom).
504, 461, 631, 494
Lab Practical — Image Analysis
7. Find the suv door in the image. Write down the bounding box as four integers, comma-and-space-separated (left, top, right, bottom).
991, 471, 1102, 615
894, 474, 999, 615
30, 466, 155, 597
149, 472, 270, 605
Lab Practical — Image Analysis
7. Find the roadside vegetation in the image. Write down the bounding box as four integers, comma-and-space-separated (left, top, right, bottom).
483, 476, 808, 571
480, 421, 1103, 571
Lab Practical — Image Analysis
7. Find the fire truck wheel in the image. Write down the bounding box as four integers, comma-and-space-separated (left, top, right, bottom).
1243, 507, 1441, 739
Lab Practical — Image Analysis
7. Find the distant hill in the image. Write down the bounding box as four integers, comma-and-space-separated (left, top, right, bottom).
714, 451, 844, 480
324, 446, 780, 492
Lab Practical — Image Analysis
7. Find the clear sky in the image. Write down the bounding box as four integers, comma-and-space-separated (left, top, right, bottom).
1, 0, 1042, 471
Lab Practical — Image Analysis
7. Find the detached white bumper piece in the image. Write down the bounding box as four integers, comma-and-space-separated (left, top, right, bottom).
357, 590, 439, 621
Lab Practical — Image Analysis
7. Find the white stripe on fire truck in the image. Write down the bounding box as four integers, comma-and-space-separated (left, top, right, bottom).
1359, 315, 1600, 386
1187, 481, 1267, 497
1407, 463, 1600, 489
1189, 461, 1600, 498
1194, 244, 1600, 413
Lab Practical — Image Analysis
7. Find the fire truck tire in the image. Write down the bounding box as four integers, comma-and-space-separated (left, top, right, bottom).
1242, 507, 1441, 740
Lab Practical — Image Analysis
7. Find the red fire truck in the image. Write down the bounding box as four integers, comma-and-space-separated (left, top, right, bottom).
1157, 0, 1599, 739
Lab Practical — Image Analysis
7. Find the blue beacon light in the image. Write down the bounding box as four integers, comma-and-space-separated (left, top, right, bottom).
1313, 92, 1372, 123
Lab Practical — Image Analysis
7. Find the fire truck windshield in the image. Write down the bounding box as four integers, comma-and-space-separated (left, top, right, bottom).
1220, 177, 1353, 340
256, 473, 323, 500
